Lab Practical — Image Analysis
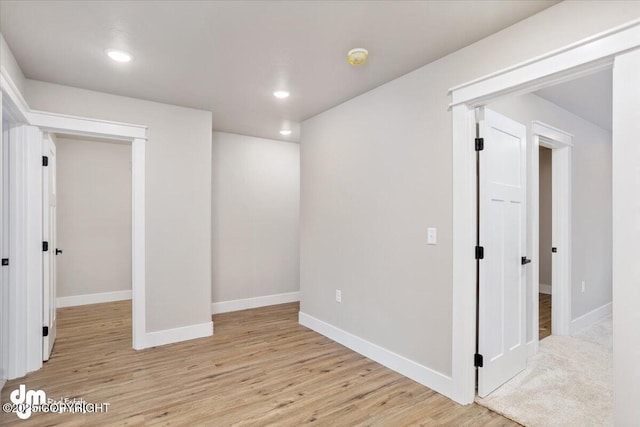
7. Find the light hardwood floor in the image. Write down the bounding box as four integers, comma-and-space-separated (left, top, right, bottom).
539, 293, 552, 340
1, 301, 517, 426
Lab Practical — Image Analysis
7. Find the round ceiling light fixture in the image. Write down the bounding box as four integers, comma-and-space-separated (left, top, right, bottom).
273, 90, 290, 99
347, 48, 368, 66
105, 48, 133, 63
280, 129, 292, 136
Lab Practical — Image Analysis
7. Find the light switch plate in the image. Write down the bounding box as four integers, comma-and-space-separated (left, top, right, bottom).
427, 228, 437, 245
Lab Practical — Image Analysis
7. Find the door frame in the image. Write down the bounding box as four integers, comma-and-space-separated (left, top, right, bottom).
0, 68, 148, 381
1, 95, 44, 379
529, 122, 573, 356
448, 19, 640, 404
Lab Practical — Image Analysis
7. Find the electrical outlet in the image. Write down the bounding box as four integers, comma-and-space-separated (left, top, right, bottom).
581, 280, 586, 293
335, 290, 342, 303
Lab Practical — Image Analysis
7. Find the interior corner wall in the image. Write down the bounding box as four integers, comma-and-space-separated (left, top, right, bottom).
211, 131, 300, 305
24, 80, 213, 333
56, 136, 132, 299
490, 93, 612, 324
0, 33, 27, 96
300, 1, 637, 379
539, 147, 552, 289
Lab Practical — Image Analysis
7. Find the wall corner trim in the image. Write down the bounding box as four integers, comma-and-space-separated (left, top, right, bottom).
140, 321, 214, 349
298, 311, 456, 402
211, 291, 300, 314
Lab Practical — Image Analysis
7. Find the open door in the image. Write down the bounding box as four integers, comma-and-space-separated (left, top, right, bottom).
477, 108, 528, 397
42, 134, 57, 361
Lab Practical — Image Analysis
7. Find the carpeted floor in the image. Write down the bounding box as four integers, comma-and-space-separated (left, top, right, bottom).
476, 317, 613, 427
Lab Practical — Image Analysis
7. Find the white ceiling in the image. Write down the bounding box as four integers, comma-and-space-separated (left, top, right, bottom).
535, 69, 612, 131
0, 1, 558, 142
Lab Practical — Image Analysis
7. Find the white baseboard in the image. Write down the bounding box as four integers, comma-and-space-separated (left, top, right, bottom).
298, 311, 455, 402
539, 284, 552, 295
570, 302, 612, 335
57, 290, 132, 308
142, 321, 213, 348
211, 291, 299, 314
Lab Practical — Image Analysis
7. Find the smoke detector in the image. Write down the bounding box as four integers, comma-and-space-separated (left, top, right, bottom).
347, 48, 368, 66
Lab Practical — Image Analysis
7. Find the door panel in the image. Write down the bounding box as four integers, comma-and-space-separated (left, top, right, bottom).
477, 108, 527, 397
43, 135, 57, 361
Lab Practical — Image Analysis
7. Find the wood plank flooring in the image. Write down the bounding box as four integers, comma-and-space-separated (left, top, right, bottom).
1, 301, 517, 426
539, 293, 552, 340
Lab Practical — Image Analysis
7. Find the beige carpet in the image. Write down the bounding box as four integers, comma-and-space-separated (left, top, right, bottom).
476, 317, 613, 427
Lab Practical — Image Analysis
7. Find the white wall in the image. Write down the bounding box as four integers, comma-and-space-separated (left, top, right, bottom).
56, 136, 131, 298
300, 1, 638, 380
491, 93, 612, 323
612, 48, 640, 426
24, 80, 213, 334
211, 132, 299, 306
539, 147, 552, 289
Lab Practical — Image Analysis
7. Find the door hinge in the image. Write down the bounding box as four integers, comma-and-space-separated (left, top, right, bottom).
43, 241, 49, 252
475, 246, 484, 260
474, 353, 484, 368
43, 156, 49, 167
1, 258, 8, 266
475, 137, 484, 151
43, 326, 49, 337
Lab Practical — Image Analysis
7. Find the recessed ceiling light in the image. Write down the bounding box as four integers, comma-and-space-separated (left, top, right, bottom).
280, 129, 292, 136
273, 90, 290, 99
105, 49, 133, 63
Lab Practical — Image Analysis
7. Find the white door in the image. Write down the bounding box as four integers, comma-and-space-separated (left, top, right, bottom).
477, 108, 528, 397
42, 135, 57, 361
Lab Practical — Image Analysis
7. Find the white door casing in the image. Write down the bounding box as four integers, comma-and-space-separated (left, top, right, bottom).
525, 123, 573, 358
449, 20, 638, 406
1, 67, 147, 381
42, 134, 57, 361
477, 108, 528, 397
531, 122, 573, 339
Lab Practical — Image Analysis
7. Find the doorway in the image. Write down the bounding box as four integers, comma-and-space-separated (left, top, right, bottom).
44, 133, 133, 362
54, 134, 132, 308
474, 56, 620, 400
0, 72, 148, 381
538, 146, 552, 340
475, 101, 577, 397
531, 122, 573, 342
473, 70, 614, 424
447, 22, 638, 423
